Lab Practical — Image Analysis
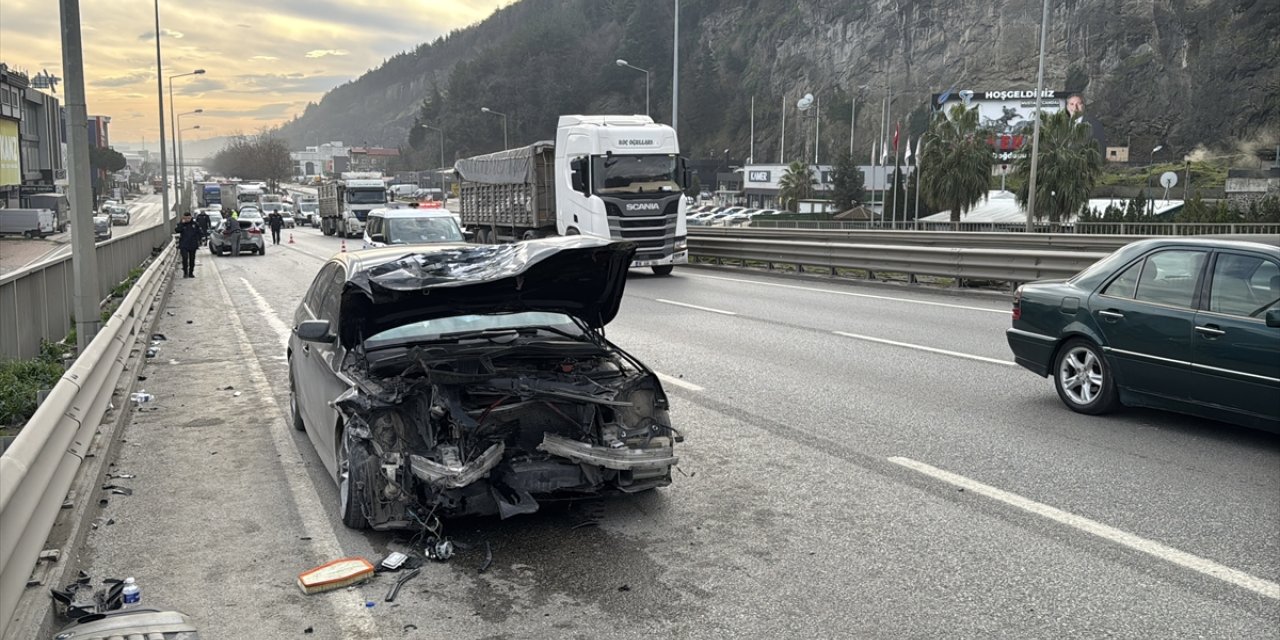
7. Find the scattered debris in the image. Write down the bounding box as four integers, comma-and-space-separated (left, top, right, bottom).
50, 574, 124, 620
364, 601, 375, 608
129, 391, 153, 405
166, 311, 174, 316
107, 473, 136, 480
220, 386, 234, 391
151, 333, 167, 341
303, 626, 313, 634
299, 536, 312, 541
384, 567, 421, 603
101, 485, 133, 496
379, 552, 408, 572
617, 584, 630, 592
144, 348, 158, 358
425, 538, 454, 562
297, 557, 374, 595
404, 624, 418, 632
478, 542, 493, 574
232, 391, 242, 398
136, 376, 147, 382
185, 320, 193, 324
98, 499, 108, 508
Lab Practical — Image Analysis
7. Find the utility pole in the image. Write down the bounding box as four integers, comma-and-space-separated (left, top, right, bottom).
849, 96, 856, 156
780, 95, 786, 163
749, 96, 754, 163
1024, 0, 1051, 232
60, 0, 101, 350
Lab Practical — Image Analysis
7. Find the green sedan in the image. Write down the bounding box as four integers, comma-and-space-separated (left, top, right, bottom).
1007, 237, 1280, 432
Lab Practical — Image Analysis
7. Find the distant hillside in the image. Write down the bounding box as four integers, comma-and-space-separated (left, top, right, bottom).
272, 0, 1280, 166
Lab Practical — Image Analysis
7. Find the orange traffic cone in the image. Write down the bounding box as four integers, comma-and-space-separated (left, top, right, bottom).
340, 239, 347, 253
288, 233, 295, 244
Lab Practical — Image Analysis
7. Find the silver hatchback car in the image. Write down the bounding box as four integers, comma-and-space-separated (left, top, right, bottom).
208, 216, 266, 256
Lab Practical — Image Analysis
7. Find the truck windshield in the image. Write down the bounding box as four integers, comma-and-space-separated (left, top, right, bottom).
347, 189, 387, 205
592, 155, 679, 195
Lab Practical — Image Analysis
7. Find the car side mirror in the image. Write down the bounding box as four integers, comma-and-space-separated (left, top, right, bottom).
295, 319, 335, 343
1266, 308, 1280, 328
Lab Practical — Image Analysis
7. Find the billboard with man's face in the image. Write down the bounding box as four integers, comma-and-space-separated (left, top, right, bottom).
0, 119, 19, 187
932, 89, 1069, 160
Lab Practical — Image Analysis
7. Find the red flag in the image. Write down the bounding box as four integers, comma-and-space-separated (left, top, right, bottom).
893, 121, 901, 151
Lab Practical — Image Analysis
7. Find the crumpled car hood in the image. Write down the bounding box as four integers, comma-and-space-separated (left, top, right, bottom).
341, 236, 636, 347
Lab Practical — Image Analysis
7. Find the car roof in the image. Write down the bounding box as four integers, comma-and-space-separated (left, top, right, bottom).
1124, 237, 1279, 254
370, 208, 456, 219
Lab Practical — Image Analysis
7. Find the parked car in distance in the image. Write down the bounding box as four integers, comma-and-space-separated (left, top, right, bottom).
1007, 237, 1280, 433
287, 236, 678, 529
93, 215, 112, 240
362, 208, 464, 248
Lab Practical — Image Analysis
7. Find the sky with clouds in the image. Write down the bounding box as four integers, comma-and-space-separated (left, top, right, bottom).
0, 0, 513, 146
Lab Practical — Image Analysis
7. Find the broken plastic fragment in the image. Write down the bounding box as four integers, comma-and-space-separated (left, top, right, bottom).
408, 442, 504, 489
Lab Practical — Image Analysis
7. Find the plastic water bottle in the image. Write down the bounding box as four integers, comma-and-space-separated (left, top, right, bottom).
121, 577, 140, 608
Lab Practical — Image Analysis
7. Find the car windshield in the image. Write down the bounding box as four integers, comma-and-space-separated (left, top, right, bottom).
592, 154, 679, 194
347, 189, 386, 205
365, 311, 581, 347
385, 217, 463, 244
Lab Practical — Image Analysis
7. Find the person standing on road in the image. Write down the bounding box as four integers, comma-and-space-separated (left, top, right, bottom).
176, 212, 201, 278
195, 209, 211, 245
223, 210, 243, 256
267, 210, 284, 245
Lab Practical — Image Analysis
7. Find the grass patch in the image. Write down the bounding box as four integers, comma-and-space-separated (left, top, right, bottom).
0, 340, 72, 427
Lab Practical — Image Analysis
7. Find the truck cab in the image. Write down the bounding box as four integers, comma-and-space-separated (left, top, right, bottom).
556, 115, 689, 273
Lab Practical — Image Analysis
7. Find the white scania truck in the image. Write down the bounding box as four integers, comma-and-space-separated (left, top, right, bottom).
455, 115, 690, 275
317, 172, 388, 238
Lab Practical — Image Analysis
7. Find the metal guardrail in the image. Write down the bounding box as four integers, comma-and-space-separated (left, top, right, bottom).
0, 222, 171, 360
690, 227, 1146, 253
687, 236, 1109, 283
0, 243, 175, 637
740, 219, 1280, 235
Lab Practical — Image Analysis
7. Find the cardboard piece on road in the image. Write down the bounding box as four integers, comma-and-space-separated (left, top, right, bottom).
297, 557, 375, 595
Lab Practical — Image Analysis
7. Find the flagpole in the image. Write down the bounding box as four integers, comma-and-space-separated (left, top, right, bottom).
780, 95, 786, 164
893, 121, 903, 228
876, 96, 886, 224
913, 137, 923, 230
749, 96, 754, 163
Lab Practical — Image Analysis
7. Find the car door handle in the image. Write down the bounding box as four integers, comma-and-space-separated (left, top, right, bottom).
1098, 310, 1125, 319
1195, 325, 1226, 337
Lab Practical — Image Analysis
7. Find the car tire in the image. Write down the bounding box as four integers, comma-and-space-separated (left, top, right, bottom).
1053, 339, 1120, 415
259, 245, 266, 256
651, 265, 675, 276
338, 427, 372, 530
289, 367, 305, 432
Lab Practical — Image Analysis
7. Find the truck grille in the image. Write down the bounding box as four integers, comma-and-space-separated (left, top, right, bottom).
604, 200, 678, 262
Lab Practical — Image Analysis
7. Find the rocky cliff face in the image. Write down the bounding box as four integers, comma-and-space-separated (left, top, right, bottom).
274, 0, 1278, 163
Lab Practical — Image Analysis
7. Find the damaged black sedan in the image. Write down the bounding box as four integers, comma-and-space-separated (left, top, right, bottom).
287, 237, 679, 529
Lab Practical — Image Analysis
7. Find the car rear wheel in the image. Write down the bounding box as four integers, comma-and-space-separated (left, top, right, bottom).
338, 428, 372, 530
289, 366, 305, 432
1053, 339, 1119, 415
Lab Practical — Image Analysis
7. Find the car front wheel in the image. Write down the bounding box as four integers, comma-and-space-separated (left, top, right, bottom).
338, 427, 372, 530
1053, 339, 1119, 415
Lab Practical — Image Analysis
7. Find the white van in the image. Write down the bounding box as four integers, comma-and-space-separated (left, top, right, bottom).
0, 208, 58, 238
362, 208, 464, 249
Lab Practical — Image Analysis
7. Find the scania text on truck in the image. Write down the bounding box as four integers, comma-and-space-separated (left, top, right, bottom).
317, 172, 388, 238
454, 115, 689, 275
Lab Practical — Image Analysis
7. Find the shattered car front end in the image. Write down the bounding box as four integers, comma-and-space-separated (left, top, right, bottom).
331, 238, 679, 528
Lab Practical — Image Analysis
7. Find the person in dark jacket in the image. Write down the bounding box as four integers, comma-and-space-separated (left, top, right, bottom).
176, 212, 202, 278
267, 210, 284, 245
195, 209, 211, 245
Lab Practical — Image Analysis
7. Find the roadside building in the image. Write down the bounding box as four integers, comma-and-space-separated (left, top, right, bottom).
1224, 168, 1280, 207
1, 63, 25, 207
0, 62, 65, 208
348, 146, 399, 173
291, 141, 349, 178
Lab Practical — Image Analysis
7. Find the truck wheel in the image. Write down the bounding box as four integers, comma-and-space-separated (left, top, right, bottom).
475, 228, 489, 244
652, 265, 675, 276
522, 229, 540, 241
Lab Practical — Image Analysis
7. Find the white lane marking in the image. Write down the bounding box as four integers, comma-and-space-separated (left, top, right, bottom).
209, 264, 381, 637
833, 330, 1016, 366
888, 456, 1280, 601
655, 298, 738, 316
241, 278, 295, 347
684, 272, 1007, 314
655, 372, 704, 392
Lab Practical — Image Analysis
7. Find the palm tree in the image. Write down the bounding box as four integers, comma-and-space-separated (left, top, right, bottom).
1013, 109, 1103, 227
777, 161, 816, 212
919, 105, 993, 228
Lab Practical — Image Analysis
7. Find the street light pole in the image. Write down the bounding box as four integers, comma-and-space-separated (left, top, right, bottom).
615, 60, 650, 117
152, 0, 170, 233
480, 107, 508, 149
422, 124, 445, 169
57, 0, 101, 352
168, 69, 205, 217
672, 0, 679, 134
1024, 0, 1051, 232
174, 109, 201, 211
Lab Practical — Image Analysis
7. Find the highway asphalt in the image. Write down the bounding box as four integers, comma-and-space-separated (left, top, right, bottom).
75, 223, 1280, 639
